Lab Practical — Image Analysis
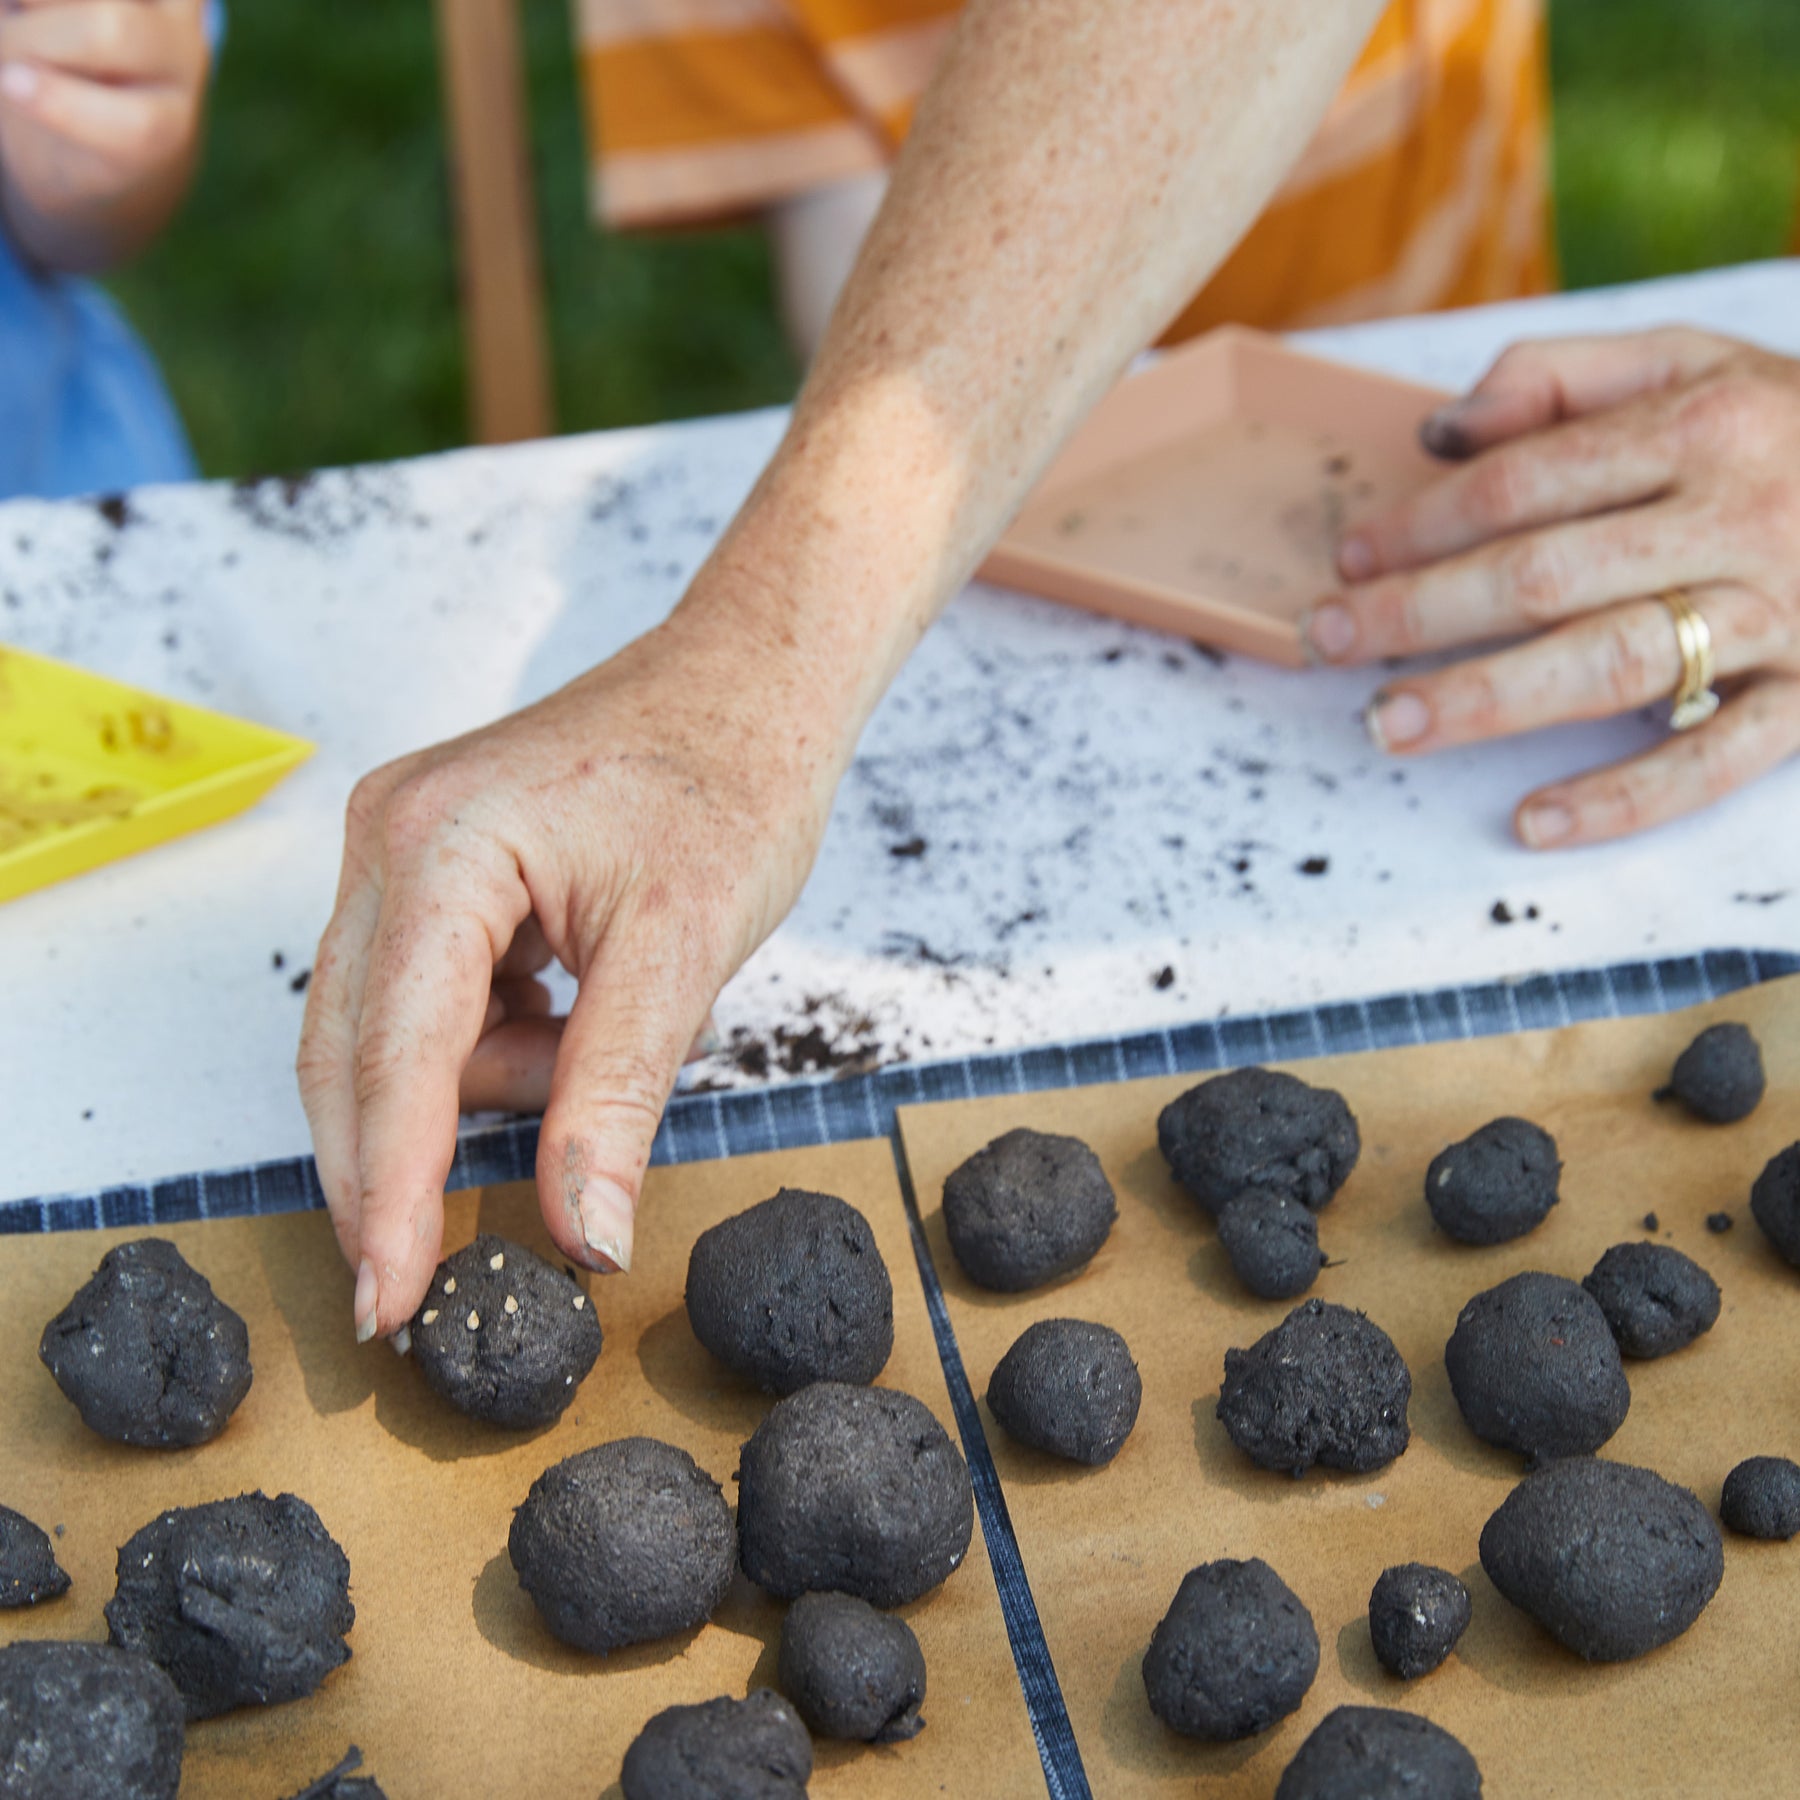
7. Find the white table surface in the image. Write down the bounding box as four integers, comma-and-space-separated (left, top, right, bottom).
5, 260, 1799, 1206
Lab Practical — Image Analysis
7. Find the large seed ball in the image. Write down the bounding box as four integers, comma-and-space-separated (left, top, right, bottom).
0, 1505, 70, 1609
1142, 1558, 1318, 1741
686, 1188, 894, 1394
985, 1318, 1141, 1466
409, 1234, 603, 1427
1424, 1117, 1560, 1245
1479, 1458, 1723, 1661
1720, 1456, 1800, 1540
1275, 1706, 1482, 1800
778, 1591, 926, 1742
1750, 1142, 1800, 1268
621, 1690, 812, 1800
508, 1438, 734, 1653
1157, 1068, 1360, 1215
1659, 1022, 1765, 1122
1582, 1242, 1720, 1359
1444, 1272, 1629, 1461
0, 1641, 185, 1800
38, 1238, 252, 1448
1216, 1191, 1324, 1299
737, 1382, 973, 1607
1367, 1564, 1471, 1679
1217, 1299, 1411, 1476
941, 1129, 1117, 1291
105, 1493, 353, 1720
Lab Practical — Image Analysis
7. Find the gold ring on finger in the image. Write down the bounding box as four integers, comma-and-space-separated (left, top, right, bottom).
1659, 588, 1719, 732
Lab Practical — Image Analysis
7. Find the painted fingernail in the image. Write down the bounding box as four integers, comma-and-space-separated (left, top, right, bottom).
1306, 602, 1358, 662
0, 63, 40, 103
1336, 535, 1377, 583
579, 1177, 635, 1274
353, 1258, 379, 1344
1365, 690, 1430, 751
1519, 800, 1575, 849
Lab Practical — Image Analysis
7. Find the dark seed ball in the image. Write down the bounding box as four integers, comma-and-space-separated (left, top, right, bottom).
1444, 1272, 1630, 1462
38, 1237, 252, 1448
1216, 1191, 1325, 1299
508, 1438, 735, 1653
1660, 1022, 1765, 1123
985, 1318, 1142, 1466
0, 1641, 185, 1800
1720, 1456, 1800, 1540
621, 1690, 813, 1800
1480, 1458, 1722, 1660
1424, 1117, 1560, 1245
277, 1748, 387, 1800
0, 1505, 70, 1609
1217, 1299, 1411, 1476
105, 1493, 353, 1720
685, 1188, 893, 1393
940, 1129, 1117, 1291
1157, 1068, 1360, 1215
778, 1591, 926, 1742
409, 1234, 603, 1427
1367, 1564, 1471, 1679
1275, 1706, 1482, 1800
1142, 1558, 1318, 1741
737, 1381, 973, 1607
1581, 1242, 1720, 1359
1750, 1142, 1800, 1268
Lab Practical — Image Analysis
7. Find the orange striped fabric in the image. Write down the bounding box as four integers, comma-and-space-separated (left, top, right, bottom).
576, 0, 1555, 331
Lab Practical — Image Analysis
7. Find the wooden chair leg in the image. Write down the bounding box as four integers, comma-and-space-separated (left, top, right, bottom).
434, 0, 555, 444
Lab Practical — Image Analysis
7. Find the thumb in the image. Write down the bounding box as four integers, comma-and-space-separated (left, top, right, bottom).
1419, 326, 1734, 459
534, 915, 722, 1276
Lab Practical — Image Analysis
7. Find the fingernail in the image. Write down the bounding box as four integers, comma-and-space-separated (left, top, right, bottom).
1419, 402, 1481, 461
695, 1022, 724, 1056
0, 63, 40, 103
1365, 690, 1430, 751
353, 1258, 379, 1344
579, 1178, 635, 1274
1305, 602, 1357, 662
1519, 799, 1575, 849
389, 1325, 412, 1357
1336, 535, 1377, 583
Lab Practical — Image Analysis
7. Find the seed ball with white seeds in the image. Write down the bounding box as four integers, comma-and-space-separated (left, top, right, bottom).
409, 1233, 602, 1428
1216, 1191, 1325, 1299
1425, 1117, 1560, 1245
1367, 1564, 1471, 1679
620, 1690, 812, 1800
1658, 1021, 1765, 1123
738, 1381, 973, 1606
985, 1318, 1141, 1466
0, 1505, 70, 1609
941, 1129, 1118, 1291
778, 1591, 926, 1742
1582, 1242, 1720, 1359
1720, 1456, 1800, 1540
509, 1438, 735, 1653
686, 1188, 893, 1393
38, 1237, 252, 1447
1158, 1068, 1360, 1215
1275, 1706, 1483, 1799
0, 1641, 185, 1800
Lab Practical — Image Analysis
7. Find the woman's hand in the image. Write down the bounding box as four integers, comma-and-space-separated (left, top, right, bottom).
0, 0, 209, 272
1305, 328, 1800, 847
296, 610, 845, 1343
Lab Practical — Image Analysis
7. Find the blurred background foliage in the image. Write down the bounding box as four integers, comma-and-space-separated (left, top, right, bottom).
108, 0, 1800, 479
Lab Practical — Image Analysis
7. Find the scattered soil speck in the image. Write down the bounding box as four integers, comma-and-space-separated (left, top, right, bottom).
94, 493, 132, 530
1491, 901, 1514, 924
290, 969, 312, 994
1298, 856, 1329, 876
1642, 1212, 1659, 1232
888, 837, 927, 860
1153, 966, 1175, 990
1706, 1212, 1733, 1234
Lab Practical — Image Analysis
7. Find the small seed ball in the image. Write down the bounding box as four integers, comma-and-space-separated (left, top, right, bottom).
1157, 1068, 1360, 1215
1424, 1117, 1560, 1245
1660, 1022, 1765, 1123
1217, 1191, 1324, 1299
1142, 1558, 1318, 1741
1275, 1706, 1482, 1800
777, 1591, 926, 1742
985, 1318, 1141, 1466
941, 1129, 1117, 1291
1582, 1242, 1720, 1359
1367, 1563, 1471, 1679
1720, 1456, 1800, 1540
620, 1690, 811, 1800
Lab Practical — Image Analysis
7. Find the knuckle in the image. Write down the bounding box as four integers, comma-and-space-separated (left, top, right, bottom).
351, 1030, 410, 1112
1676, 371, 1777, 457
1462, 453, 1532, 528
1364, 582, 1426, 652
381, 766, 465, 852
1448, 666, 1503, 735
1692, 727, 1743, 800
1586, 774, 1645, 837
1495, 538, 1568, 624
1596, 619, 1656, 711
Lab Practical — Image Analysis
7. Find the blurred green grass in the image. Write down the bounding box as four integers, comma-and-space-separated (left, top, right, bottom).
108, 0, 1799, 479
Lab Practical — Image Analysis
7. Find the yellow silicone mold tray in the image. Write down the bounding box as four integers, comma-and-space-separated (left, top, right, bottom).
0, 645, 312, 903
